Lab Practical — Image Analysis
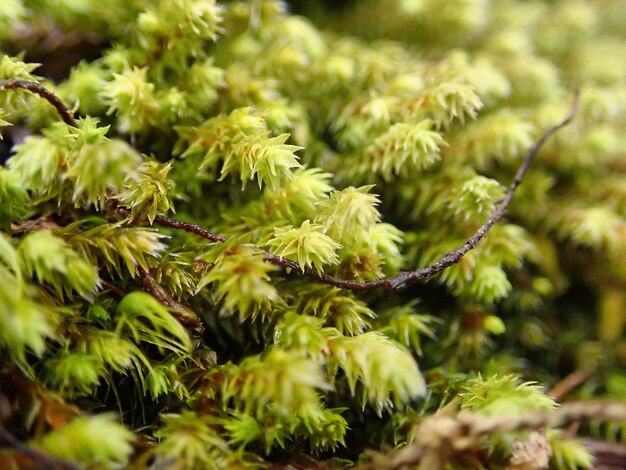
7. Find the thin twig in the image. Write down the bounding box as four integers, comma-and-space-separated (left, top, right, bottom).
116, 91, 580, 292
356, 400, 626, 470
547, 367, 595, 400
385, 89, 580, 290
100, 279, 126, 299
3, 78, 580, 293
582, 439, 626, 469
153, 213, 226, 243
547, 367, 595, 440
154, 210, 387, 289
0, 406, 81, 470
108, 201, 387, 290
0, 426, 82, 470
0, 79, 78, 127
137, 266, 204, 337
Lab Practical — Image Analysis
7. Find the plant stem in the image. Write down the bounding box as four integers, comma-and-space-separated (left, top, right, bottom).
129, 90, 581, 292
3, 79, 580, 293
0, 80, 78, 127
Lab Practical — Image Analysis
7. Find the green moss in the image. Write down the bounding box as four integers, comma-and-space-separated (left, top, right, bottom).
1, 1, 625, 468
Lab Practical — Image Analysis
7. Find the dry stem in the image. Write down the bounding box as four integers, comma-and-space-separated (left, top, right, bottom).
2, 80, 580, 292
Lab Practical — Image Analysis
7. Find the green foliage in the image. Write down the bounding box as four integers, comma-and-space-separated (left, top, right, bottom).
0, 264, 56, 360
0, 167, 28, 229
37, 414, 135, 466
115, 291, 191, 354
459, 374, 557, 415
1, 0, 625, 468
216, 348, 329, 417
451, 110, 535, 169
0, 0, 24, 31
176, 108, 302, 191
375, 302, 439, 356
67, 138, 142, 210
328, 332, 426, 413
273, 312, 332, 357
449, 175, 505, 222
284, 283, 376, 336
117, 161, 175, 223
197, 243, 280, 320
353, 119, 446, 181
43, 349, 105, 395
104, 67, 160, 133
84, 328, 135, 373
267, 220, 341, 273
19, 230, 99, 299
9, 132, 66, 198
315, 186, 381, 244
154, 411, 240, 470
63, 221, 167, 278
547, 430, 594, 470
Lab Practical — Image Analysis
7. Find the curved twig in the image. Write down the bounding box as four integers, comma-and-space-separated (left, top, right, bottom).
2, 78, 580, 292
0, 79, 78, 127
131, 90, 580, 291
356, 400, 626, 470
0, 418, 81, 470
548, 367, 595, 400
137, 266, 204, 337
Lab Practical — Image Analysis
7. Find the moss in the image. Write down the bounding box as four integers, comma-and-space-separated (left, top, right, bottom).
1, 1, 626, 468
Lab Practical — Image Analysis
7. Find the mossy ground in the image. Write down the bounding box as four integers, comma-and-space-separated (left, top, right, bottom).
1, 1, 626, 469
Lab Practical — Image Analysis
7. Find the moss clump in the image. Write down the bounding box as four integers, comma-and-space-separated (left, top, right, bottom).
1, 1, 626, 469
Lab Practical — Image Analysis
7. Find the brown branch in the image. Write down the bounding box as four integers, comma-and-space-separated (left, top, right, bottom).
137, 266, 204, 337
0, 79, 78, 127
105, 276, 205, 338
154, 211, 389, 289
385, 89, 580, 290
0, 392, 81, 470
108, 201, 387, 290
356, 401, 626, 470
0, 425, 82, 470
100, 279, 126, 299
113, 90, 580, 292
583, 439, 626, 469
546, 367, 595, 440
547, 367, 595, 400
152, 213, 226, 243
6, 76, 579, 293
